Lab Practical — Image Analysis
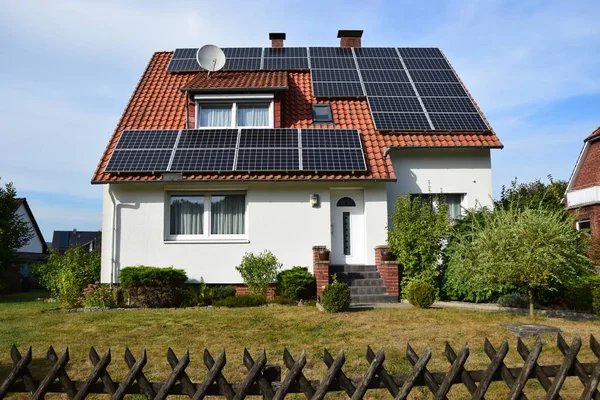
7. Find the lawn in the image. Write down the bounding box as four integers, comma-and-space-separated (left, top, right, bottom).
1, 291, 599, 399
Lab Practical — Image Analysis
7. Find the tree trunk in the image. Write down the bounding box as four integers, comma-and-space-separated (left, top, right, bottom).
528, 287, 535, 319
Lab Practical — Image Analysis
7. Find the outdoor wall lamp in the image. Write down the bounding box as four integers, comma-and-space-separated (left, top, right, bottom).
310, 193, 320, 208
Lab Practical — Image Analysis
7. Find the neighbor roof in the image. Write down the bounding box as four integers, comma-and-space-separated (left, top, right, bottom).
585, 126, 600, 142
92, 51, 502, 183
15, 198, 48, 254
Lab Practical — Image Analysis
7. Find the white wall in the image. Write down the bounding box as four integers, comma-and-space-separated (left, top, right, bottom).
16, 204, 44, 254
101, 181, 388, 284
386, 148, 494, 218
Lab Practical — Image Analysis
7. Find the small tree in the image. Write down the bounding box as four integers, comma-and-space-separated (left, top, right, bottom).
388, 195, 451, 289
0, 178, 33, 282
448, 206, 593, 318
496, 176, 567, 214
235, 250, 282, 296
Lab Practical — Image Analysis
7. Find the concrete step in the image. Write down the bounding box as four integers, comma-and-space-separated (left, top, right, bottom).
351, 294, 399, 304
350, 286, 387, 295
337, 278, 384, 287
334, 271, 381, 280
330, 265, 378, 273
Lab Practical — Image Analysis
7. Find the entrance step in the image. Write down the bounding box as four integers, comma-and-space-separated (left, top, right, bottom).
330, 265, 378, 273
327, 264, 398, 304
351, 294, 399, 304
337, 278, 384, 287
334, 271, 381, 280
350, 286, 387, 295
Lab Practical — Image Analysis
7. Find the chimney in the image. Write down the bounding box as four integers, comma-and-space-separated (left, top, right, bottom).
269, 32, 286, 48
338, 30, 363, 48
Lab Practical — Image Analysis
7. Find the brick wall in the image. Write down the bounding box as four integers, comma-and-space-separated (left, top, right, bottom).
374, 246, 399, 296
340, 37, 361, 48
187, 97, 196, 128
573, 140, 600, 190
274, 95, 282, 128
235, 285, 276, 300
570, 204, 600, 265
312, 246, 329, 298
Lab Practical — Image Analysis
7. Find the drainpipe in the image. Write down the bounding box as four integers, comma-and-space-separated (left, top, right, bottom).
108, 185, 117, 288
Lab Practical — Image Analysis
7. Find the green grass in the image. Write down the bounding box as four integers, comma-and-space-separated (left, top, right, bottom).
0, 292, 599, 399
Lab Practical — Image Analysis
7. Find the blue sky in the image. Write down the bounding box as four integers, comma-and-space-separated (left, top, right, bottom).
1, 0, 599, 242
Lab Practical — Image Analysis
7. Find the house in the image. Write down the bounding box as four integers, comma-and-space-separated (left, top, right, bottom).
565, 126, 600, 262
92, 30, 502, 302
51, 230, 101, 253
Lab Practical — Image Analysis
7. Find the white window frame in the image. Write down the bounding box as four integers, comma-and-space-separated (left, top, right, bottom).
165, 191, 249, 243
409, 193, 465, 219
577, 219, 591, 230
194, 94, 274, 129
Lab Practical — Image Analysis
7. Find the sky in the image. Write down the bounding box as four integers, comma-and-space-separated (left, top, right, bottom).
0, 0, 599, 242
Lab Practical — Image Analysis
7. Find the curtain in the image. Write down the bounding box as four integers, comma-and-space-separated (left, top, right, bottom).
446, 194, 462, 219
237, 105, 269, 127
211, 195, 245, 234
170, 196, 204, 234
199, 106, 232, 127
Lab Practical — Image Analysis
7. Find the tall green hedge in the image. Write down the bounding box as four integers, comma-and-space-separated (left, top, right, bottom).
119, 266, 187, 289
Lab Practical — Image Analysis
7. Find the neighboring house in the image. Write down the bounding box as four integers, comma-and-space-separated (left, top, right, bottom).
92, 30, 502, 300
51, 230, 101, 253
565, 126, 600, 246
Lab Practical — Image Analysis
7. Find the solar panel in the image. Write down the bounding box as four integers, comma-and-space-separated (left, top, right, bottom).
223, 48, 262, 58
371, 113, 431, 130
236, 148, 300, 171
170, 149, 235, 171
368, 97, 423, 112
410, 70, 459, 83
357, 58, 404, 70
263, 58, 309, 70
264, 47, 308, 57
313, 82, 364, 97
404, 58, 451, 70
360, 69, 409, 83
309, 47, 353, 57
310, 58, 357, 69
302, 148, 367, 171
398, 48, 444, 58
173, 48, 198, 59
166, 58, 200, 72
115, 130, 179, 149
301, 129, 362, 149
239, 129, 298, 148
311, 69, 360, 82
422, 97, 477, 113
415, 83, 468, 97
223, 58, 262, 70
354, 48, 398, 58
429, 113, 488, 130
364, 82, 416, 97
105, 150, 172, 172
177, 129, 239, 149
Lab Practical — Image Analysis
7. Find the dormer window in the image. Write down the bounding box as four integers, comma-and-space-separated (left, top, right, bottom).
312, 104, 333, 123
195, 94, 274, 128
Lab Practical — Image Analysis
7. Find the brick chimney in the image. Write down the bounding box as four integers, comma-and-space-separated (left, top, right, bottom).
338, 30, 363, 48
269, 32, 286, 48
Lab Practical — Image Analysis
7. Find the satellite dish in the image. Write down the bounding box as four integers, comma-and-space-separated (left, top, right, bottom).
197, 44, 226, 77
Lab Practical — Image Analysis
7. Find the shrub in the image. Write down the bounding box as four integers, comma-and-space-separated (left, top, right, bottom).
235, 250, 282, 295
213, 294, 267, 308
33, 247, 101, 308
593, 287, 600, 316
497, 292, 529, 308
180, 279, 210, 307
81, 282, 119, 308
275, 266, 316, 300
210, 285, 237, 302
404, 279, 436, 308
321, 277, 352, 312
119, 266, 187, 308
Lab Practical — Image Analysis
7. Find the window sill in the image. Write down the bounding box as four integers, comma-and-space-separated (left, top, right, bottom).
164, 238, 250, 244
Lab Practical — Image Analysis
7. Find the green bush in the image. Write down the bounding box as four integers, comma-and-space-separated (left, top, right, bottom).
210, 285, 237, 302
235, 250, 282, 295
321, 278, 352, 312
180, 279, 210, 307
81, 282, 119, 308
33, 247, 101, 308
119, 266, 187, 308
592, 287, 600, 316
275, 266, 316, 300
213, 294, 267, 308
404, 279, 436, 308
497, 292, 529, 308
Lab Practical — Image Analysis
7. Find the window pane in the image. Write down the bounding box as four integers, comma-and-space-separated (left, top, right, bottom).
237, 104, 269, 127
578, 220, 591, 230
211, 195, 245, 234
312, 104, 333, 122
446, 194, 463, 219
170, 195, 204, 234
200, 106, 232, 127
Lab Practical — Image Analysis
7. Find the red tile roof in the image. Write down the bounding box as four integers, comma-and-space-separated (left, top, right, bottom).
183, 70, 288, 91
92, 51, 502, 183
585, 126, 600, 142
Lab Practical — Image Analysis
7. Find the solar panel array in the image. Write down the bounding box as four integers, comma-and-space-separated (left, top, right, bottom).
105, 129, 367, 173
166, 47, 489, 131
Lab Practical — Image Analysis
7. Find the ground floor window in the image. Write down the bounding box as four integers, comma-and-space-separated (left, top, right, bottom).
167, 192, 246, 240
577, 219, 591, 231
410, 193, 464, 219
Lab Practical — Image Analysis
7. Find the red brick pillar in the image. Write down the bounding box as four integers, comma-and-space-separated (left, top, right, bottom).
313, 246, 330, 298
375, 246, 399, 296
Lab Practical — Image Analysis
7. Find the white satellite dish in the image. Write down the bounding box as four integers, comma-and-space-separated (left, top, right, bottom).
196, 44, 226, 77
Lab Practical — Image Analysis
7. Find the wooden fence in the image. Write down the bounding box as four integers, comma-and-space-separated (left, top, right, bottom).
2, 333, 600, 399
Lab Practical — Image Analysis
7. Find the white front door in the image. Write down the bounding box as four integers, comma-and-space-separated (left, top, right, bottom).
330, 190, 365, 265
